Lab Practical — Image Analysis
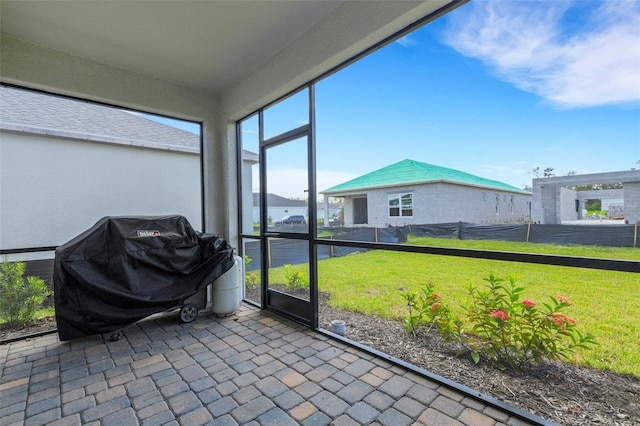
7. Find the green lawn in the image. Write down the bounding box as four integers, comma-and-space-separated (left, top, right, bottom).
406, 235, 640, 260
306, 239, 640, 377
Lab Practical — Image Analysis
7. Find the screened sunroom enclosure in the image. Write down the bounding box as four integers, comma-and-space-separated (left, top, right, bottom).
235, 4, 639, 332
2, 3, 639, 424
3, 0, 637, 363
237, 80, 639, 331
1, 0, 469, 326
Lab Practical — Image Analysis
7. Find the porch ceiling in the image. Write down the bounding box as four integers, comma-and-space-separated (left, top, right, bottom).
0, 0, 345, 95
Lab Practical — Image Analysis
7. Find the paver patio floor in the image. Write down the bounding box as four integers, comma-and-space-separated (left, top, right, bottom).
0, 303, 547, 425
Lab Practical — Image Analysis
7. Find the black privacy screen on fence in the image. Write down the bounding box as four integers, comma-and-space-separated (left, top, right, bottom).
53, 215, 235, 341
409, 222, 638, 247
244, 222, 637, 271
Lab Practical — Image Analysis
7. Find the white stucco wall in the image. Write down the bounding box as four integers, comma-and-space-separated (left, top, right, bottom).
0, 131, 201, 250
0, 36, 224, 240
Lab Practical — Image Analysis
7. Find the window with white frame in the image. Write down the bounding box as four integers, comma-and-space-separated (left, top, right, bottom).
389, 193, 413, 217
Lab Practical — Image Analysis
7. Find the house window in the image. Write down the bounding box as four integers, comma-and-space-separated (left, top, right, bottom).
495, 194, 500, 215
389, 193, 413, 217
482, 192, 486, 203
510, 196, 514, 214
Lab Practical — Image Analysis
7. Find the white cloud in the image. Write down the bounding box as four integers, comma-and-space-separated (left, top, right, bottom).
442, 0, 640, 108
396, 35, 416, 48
254, 168, 308, 199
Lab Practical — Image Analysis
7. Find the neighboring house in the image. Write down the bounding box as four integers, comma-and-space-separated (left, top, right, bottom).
253, 193, 308, 224
321, 159, 532, 228
0, 87, 202, 254
240, 150, 343, 232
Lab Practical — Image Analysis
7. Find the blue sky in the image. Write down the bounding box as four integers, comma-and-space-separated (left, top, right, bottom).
257, 0, 640, 199
156, 1, 640, 199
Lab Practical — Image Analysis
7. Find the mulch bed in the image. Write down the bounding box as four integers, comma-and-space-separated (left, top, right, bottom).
318, 296, 640, 426
0, 317, 57, 342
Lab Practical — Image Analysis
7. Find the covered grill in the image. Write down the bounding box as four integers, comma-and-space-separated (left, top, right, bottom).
53, 215, 235, 341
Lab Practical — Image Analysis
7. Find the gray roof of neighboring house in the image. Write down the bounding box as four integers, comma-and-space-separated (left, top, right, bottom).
0, 86, 200, 152
252, 193, 342, 211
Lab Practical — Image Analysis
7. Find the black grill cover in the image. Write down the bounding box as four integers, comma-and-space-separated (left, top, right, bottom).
53, 215, 235, 341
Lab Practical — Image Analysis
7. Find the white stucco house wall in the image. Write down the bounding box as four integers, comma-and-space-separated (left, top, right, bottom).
321, 159, 532, 228
0, 86, 202, 255
249, 193, 342, 227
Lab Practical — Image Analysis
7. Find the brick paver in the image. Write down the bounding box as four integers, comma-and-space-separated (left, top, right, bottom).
0, 303, 545, 426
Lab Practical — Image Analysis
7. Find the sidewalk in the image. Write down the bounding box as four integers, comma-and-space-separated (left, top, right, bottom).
0, 303, 547, 425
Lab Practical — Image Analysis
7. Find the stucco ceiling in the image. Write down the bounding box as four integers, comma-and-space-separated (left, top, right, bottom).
0, 1, 346, 95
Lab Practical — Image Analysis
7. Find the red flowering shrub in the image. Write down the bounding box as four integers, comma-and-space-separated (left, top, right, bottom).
490, 310, 509, 321
403, 273, 597, 371
557, 295, 573, 306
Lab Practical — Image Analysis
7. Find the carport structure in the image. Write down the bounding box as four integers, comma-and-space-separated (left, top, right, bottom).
1, 1, 634, 425
532, 171, 640, 224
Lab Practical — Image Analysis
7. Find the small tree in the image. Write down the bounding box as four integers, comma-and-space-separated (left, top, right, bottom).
530, 166, 556, 178
0, 257, 51, 327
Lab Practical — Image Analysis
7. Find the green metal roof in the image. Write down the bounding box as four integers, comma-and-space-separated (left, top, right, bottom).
322, 159, 531, 195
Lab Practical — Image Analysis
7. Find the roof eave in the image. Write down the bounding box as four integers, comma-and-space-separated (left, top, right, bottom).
321, 179, 531, 196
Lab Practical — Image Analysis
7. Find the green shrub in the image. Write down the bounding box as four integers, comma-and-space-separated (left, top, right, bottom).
0, 256, 51, 327
403, 272, 597, 371
244, 255, 259, 290
283, 264, 308, 291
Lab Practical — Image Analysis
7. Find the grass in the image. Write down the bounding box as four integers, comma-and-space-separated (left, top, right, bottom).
586, 210, 607, 217
34, 306, 55, 320
406, 235, 640, 260
309, 238, 640, 377
0, 306, 55, 326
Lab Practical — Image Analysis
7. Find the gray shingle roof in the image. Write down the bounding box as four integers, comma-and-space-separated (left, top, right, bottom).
0, 86, 199, 152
